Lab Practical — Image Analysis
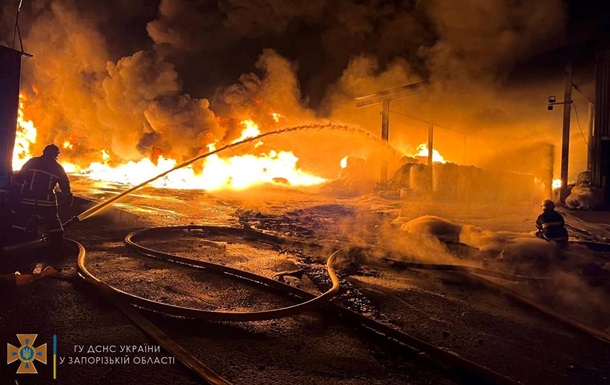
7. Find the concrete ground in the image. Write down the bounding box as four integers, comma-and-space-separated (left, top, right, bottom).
1, 177, 609, 385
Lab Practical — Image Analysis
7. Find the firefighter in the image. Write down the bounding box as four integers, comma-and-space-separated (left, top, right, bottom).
11, 144, 73, 255
535, 199, 569, 248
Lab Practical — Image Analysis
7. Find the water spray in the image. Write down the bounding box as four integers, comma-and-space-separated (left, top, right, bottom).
63, 123, 401, 228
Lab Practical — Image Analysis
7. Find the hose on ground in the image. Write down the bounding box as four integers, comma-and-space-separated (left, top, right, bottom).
385, 258, 610, 344
3, 228, 523, 385
69, 239, 232, 385
77, 225, 340, 322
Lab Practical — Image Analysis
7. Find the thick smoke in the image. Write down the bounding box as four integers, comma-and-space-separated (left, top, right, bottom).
2, 0, 606, 332
1, 0, 588, 180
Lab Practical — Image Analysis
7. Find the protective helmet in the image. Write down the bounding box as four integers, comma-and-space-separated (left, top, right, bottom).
42, 144, 60, 158
541, 199, 555, 210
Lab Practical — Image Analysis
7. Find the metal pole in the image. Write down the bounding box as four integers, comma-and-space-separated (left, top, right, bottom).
380, 100, 390, 188
428, 122, 434, 199
427, 123, 434, 166
560, 62, 573, 201
549, 144, 554, 199
587, 102, 595, 171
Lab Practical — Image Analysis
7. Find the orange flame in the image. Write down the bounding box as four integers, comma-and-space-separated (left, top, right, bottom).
13, 94, 37, 170
413, 143, 447, 164
13, 100, 325, 190
272, 112, 283, 123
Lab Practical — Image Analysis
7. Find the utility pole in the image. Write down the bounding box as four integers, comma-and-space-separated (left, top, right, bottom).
587, 102, 595, 171
547, 62, 573, 202
380, 101, 390, 188
560, 62, 573, 201
355, 81, 428, 189
427, 123, 434, 166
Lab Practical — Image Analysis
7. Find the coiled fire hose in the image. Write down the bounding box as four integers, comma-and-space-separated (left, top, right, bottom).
0, 225, 340, 385
73, 230, 340, 385
80, 226, 340, 321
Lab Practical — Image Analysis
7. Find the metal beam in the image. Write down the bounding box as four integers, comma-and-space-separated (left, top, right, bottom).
356, 80, 429, 190
355, 81, 428, 107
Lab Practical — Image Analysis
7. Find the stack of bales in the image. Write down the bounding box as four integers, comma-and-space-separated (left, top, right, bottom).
321, 157, 376, 197
409, 164, 432, 196
432, 163, 459, 201
456, 166, 486, 202
406, 162, 539, 203
387, 162, 417, 190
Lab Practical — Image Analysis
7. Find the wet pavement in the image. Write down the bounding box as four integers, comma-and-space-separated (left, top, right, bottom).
1, 178, 610, 385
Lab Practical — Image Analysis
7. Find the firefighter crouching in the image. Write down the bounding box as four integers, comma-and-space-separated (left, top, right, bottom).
10, 144, 73, 255
536, 199, 569, 248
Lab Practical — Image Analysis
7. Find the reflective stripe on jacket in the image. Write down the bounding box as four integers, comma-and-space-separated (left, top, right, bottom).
536, 210, 568, 242
14, 155, 71, 204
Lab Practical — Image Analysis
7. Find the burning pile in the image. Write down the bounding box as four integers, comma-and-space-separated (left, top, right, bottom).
14, 97, 326, 191
4, 0, 575, 202
13, 91, 551, 205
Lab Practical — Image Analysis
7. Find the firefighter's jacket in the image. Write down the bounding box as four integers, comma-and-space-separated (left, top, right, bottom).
535, 210, 568, 242
13, 155, 71, 207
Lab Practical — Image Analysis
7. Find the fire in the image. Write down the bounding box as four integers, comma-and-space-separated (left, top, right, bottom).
13, 100, 325, 191
413, 143, 447, 164
340, 156, 348, 169
12, 94, 37, 170
236, 120, 261, 142
272, 112, 283, 122
235, 120, 264, 148
198, 150, 325, 190
552, 179, 562, 190
101, 149, 111, 163
81, 142, 325, 190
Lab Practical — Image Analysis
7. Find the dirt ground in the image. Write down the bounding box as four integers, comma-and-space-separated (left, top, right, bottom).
1, 177, 609, 385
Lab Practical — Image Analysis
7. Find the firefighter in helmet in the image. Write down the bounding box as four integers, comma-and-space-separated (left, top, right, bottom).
11, 144, 73, 254
535, 199, 569, 248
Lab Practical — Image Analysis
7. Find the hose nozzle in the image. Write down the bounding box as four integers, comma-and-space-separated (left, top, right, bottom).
1, 235, 49, 256
62, 216, 81, 229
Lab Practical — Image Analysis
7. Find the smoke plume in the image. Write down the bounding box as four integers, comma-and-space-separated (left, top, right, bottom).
0, 0, 590, 180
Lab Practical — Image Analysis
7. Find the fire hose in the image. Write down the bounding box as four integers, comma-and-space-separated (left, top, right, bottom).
76, 231, 340, 385
0, 124, 602, 384
78, 228, 521, 385
3, 229, 605, 385
0, 224, 524, 385
81, 226, 341, 321
383, 258, 610, 344
61, 123, 392, 229
0, 229, 340, 385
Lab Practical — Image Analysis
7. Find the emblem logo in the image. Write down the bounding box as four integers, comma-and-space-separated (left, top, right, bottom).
7, 334, 47, 374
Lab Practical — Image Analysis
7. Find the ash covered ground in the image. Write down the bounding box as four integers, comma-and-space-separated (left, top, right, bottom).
1, 177, 610, 385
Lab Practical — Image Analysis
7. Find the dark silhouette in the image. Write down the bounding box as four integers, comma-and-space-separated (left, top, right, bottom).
535, 199, 569, 248
10, 144, 73, 254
